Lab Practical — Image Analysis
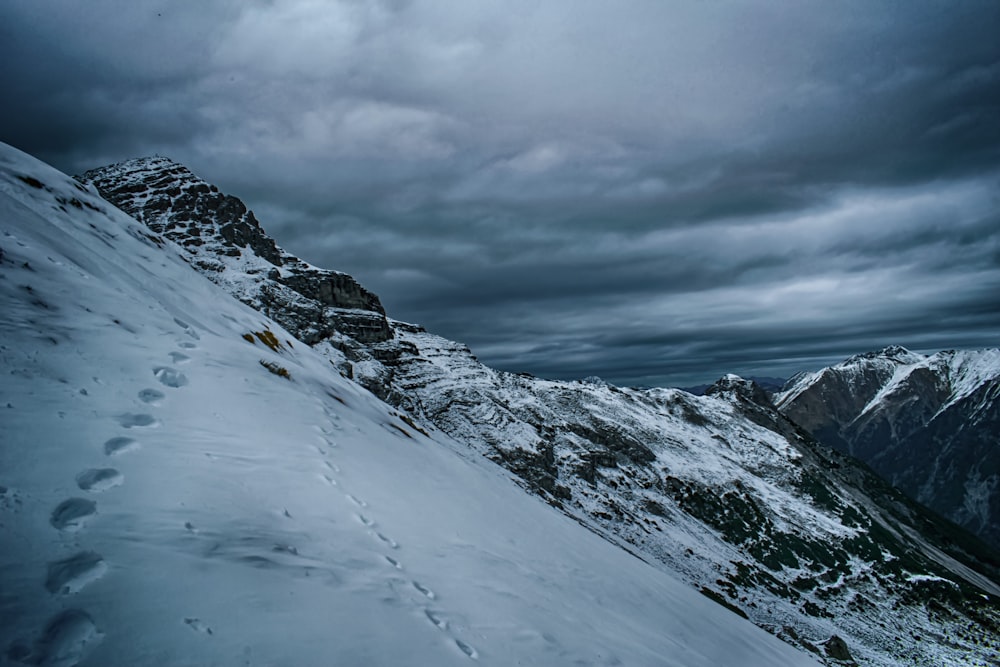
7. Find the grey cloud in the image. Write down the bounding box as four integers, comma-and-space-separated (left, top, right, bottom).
2, 0, 999, 386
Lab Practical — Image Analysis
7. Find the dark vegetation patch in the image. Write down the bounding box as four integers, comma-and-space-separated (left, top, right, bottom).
699, 586, 749, 619
17, 174, 45, 189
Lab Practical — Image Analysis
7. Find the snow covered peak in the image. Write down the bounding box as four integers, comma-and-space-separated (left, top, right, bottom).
82, 154, 190, 177
775, 346, 926, 411
80, 156, 208, 207
779, 344, 1000, 423
841, 345, 925, 367
776, 340, 1000, 550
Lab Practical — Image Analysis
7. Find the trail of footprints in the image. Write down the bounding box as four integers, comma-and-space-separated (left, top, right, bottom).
9, 322, 197, 666
313, 410, 479, 660
13, 317, 478, 663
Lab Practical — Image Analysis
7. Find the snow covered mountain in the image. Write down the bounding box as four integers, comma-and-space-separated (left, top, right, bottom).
0, 145, 836, 666
75, 153, 1000, 666
776, 346, 1000, 550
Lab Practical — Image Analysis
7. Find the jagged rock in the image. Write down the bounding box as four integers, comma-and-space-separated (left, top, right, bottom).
80, 157, 392, 344
822, 635, 855, 664
706, 374, 775, 407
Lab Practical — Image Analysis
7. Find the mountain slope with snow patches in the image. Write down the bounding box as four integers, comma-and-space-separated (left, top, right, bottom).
776, 346, 1000, 549
0, 144, 825, 666
78, 154, 1000, 667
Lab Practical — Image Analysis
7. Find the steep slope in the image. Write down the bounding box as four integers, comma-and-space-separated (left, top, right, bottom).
81, 156, 1000, 667
0, 145, 831, 666
776, 347, 1000, 549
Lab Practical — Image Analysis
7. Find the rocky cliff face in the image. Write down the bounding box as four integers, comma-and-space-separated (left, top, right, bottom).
776, 346, 1000, 550
81, 158, 392, 344
82, 159, 1000, 667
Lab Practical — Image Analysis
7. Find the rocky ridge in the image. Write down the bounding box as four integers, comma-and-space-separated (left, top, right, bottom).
776, 346, 1000, 550
83, 158, 1000, 667
82, 158, 392, 345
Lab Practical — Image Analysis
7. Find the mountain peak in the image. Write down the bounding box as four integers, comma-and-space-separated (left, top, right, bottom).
842, 345, 923, 366
704, 374, 773, 406
93, 154, 184, 171
778, 342, 1000, 549
80, 155, 200, 190
81, 156, 393, 344
876, 344, 916, 358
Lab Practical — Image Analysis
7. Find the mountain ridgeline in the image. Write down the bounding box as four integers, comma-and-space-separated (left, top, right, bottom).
776, 346, 1000, 550
82, 156, 1000, 667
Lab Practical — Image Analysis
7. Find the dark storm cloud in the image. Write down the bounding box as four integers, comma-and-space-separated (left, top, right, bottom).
2, 0, 999, 386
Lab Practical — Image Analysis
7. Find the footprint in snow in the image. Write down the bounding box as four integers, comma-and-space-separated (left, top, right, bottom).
75, 468, 123, 492
385, 556, 402, 569
7, 609, 102, 667
137, 388, 165, 405
345, 494, 367, 508
104, 436, 138, 456
45, 551, 106, 595
50, 498, 96, 532
177, 341, 197, 350
413, 581, 436, 600
173, 317, 200, 340
153, 366, 188, 388
116, 413, 158, 428
357, 514, 375, 527
455, 639, 479, 659
324, 461, 340, 473
168, 351, 191, 364
424, 609, 448, 630
319, 474, 337, 486
375, 532, 399, 550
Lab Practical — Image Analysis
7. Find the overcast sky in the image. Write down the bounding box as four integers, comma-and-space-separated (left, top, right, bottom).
3, 1, 999, 386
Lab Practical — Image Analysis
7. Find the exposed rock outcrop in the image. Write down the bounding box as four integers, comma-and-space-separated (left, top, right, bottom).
81, 157, 392, 344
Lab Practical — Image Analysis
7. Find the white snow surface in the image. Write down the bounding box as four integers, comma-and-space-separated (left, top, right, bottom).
0, 145, 821, 665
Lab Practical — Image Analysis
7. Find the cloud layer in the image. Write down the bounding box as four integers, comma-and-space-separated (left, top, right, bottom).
4, 0, 999, 385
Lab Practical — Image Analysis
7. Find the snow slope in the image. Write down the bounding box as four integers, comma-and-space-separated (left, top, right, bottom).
0, 146, 824, 665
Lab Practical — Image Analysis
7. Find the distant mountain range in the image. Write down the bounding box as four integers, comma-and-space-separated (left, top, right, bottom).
75, 154, 1000, 667
776, 345, 1000, 550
